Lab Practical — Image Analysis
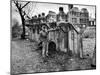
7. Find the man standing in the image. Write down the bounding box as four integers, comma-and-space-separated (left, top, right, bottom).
39, 25, 49, 57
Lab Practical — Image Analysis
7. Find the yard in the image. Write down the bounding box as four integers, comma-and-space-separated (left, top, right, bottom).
11, 37, 96, 74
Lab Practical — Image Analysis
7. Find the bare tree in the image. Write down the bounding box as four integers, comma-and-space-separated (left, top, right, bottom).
13, 0, 31, 39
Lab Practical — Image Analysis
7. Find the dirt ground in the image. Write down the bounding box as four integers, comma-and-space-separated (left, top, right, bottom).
11, 38, 96, 74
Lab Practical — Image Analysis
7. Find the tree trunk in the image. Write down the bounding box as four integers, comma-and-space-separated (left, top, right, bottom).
19, 10, 26, 39
21, 17, 26, 39
80, 35, 83, 58
14, 1, 30, 39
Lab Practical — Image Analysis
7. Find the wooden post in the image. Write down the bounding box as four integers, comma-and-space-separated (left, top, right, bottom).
76, 33, 78, 55
73, 31, 75, 54
77, 34, 80, 57
91, 44, 96, 66
71, 30, 75, 55
77, 33, 83, 58
29, 27, 32, 40
63, 26, 69, 52
57, 30, 60, 50
67, 28, 69, 51
30, 27, 32, 40
80, 34, 83, 58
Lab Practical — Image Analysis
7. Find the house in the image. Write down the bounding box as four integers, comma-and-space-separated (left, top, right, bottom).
67, 6, 89, 28
57, 7, 67, 22
46, 11, 57, 23
89, 17, 96, 26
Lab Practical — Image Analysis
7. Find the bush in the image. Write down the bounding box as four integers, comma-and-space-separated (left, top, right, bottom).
12, 23, 22, 38
83, 27, 96, 38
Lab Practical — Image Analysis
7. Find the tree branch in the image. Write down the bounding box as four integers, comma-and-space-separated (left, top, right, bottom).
21, 2, 30, 9
21, 10, 31, 19
13, 1, 19, 9
13, 1, 31, 19
26, 15, 31, 19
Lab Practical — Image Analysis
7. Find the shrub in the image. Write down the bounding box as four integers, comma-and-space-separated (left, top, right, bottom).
12, 23, 22, 38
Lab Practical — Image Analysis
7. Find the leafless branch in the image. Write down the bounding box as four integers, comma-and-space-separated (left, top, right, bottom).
13, 0, 19, 9
26, 15, 31, 19
22, 10, 31, 19
13, 0, 31, 19
21, 2, 30, 9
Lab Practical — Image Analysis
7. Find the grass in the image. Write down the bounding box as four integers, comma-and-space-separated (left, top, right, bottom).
11, 37, 96, 74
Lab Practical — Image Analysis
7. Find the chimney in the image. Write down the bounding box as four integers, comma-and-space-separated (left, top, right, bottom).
59, 7, 64, 12
34, 15, 37, 18
68, 4, 73, 11
42, 13, 45, 17
38, 14, 41, 18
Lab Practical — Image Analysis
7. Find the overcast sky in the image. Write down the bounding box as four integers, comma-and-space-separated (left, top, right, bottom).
12, 1, 96, 25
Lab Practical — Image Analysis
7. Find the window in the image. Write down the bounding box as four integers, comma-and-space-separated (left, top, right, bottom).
80, 19, 87, 23
84, 13, 88, 17
80, 13, 85, 17
77, 12, 80, 17
72, 18, 77, 23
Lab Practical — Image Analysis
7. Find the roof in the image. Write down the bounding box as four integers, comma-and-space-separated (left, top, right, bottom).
81, 8, 88, 13
70, 7, 80, 12
57, 21, 79, 34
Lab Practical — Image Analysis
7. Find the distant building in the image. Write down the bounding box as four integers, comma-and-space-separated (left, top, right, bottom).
80, 8, 89, 27
57, 7, 67, 22
41, 13, 46, 23
31, 15, 38, 24
67, 6, 89, 28
89, 17, 96, 26
67, 7, 80, 26
46, 11, 57, 23
68, 4, 73, 11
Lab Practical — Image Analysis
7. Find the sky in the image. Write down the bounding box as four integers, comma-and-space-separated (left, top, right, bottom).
12, 1, 96, 25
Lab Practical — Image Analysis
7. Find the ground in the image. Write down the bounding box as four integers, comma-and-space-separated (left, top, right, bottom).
11, 38, 96, 75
